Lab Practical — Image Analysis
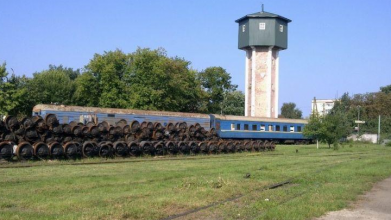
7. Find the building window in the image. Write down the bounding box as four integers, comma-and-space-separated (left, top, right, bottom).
297, 126, 302, 132
290, 126, 294, 132
269, 125, 274, 131
259, 23, 266, 30
283, 126, 288, 132
244, 124, 249, 130
236, 124, 241, 130
252, 124, 257, 131
242, 25, 246, 32
231, 123, 235, 131
279, 25, 283, 32
260, 124, 266, 131
276, 125, 280, 131
107, 114, 115, 117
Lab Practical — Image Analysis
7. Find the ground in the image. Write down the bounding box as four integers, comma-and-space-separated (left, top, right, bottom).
1, 143, 391, 220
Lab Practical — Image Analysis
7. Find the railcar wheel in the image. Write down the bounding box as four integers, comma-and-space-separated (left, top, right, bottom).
244, 141, 252, 152
82, 141, 98, 158
189, 141, 199, 154
63, 142, 79, 159
113, 141, 128, 157
178, 141, 190, 154
217, 142, 226, 153
99, 142, 113, 158
154, 142, 165, 156
16, 142, 34, 160
226, 142, 236, 153
128, 141, 140, 156
165, 141, 177, 155
199, 142, 208, 154
33, 142, 49, 159
208, 142, 218, 154
140, 141, 154, 155
0, 141, 14, 160
49, 142, 64, 159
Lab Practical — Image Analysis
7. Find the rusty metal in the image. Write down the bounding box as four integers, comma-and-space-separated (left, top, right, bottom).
48, 142, 64, 158
207, 142, 218, 154
63, 142, 79, 158
188, 141, 199, 154
16, 142, 34, 160
113, 141, 128, 157
0, 141, 14, 160
154, 141, 165, 156
165, 141, 177, 154
198, 142, 208, 154
5, 116, 19, 131
82, 141, 98, 158
139, 141, 154, 155
178, 141, 190, 154
33, 142, 49, 159
44, 113, 59, 128
128, 141, 140, 156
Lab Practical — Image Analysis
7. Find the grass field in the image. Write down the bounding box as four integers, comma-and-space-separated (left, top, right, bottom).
1, 143, 391, 220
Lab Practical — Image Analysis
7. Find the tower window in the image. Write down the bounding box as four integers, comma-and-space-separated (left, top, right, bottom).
242, 25, 246, 32
259, 23, 266, 30
279, 25, 284, 32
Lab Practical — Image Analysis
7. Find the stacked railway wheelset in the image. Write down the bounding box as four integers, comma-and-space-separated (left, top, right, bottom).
0, 114, 275, 161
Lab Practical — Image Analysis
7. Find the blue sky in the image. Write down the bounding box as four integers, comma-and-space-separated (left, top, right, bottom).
1, 0, 390, 116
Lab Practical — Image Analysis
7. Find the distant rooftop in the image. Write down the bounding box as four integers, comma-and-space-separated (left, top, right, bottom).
235, 11, 292, 23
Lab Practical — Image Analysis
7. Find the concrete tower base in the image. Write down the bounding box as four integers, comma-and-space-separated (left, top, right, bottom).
244, 46, 279, 118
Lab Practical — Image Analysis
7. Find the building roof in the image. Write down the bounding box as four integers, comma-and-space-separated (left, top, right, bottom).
235, 11, 292, 23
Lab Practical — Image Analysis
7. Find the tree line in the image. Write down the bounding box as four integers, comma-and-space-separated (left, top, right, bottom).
304, 87, 391, 147
0, 48, 245, 117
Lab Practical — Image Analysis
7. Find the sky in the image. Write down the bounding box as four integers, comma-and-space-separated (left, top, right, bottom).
1, 0, 390, 117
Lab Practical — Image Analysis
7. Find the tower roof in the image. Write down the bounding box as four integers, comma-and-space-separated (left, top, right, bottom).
235, 11, 292, 23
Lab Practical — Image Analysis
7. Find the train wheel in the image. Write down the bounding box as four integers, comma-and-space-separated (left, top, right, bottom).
33, 142, 49, 159
208, 142, 218, 154
244, 141, 252, 152
128, 141, 140, 156
165, 141, 177, 155
154, 142, 165, 156
226, 142, 236, 153
189, 141, 199, 154
113, 141, 129, 157
140, 141, 154, 155
49, 142, 64, 159
99, 142, 113, 158
178, 141, 190, 154
198, 142, 208, 154
63, 142, 79, 159
82, 141, 97, 158
0, 141, 14, 160
16, 142, 34, 160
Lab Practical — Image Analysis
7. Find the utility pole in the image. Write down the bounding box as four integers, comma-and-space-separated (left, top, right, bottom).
357, 106, 361, 137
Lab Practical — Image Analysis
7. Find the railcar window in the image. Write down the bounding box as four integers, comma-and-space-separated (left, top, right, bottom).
297, 126, 302, 132
252, 125, 257, 131
276, 125, 280, 131
269, 125, 274, 131
244, 124, 249, 130
236, 124, 240, 130
283, 126, 288, 132
290, 126, 294, 132
108, 114, 115, 117
231, 124, 235, 131
260, 124, 266, 131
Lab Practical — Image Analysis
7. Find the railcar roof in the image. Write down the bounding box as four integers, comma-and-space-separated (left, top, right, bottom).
212, 114, 308, 124
33, 104, 210, 119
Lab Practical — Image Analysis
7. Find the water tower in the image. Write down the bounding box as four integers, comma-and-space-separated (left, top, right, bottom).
236, 6, 291, 118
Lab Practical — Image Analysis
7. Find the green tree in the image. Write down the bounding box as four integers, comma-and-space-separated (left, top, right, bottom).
380, 84, 391, 94
303, 113, 323, 149
128, 48, 204, 112
73, 72, 100, 107
222, 90, 244, 116
85, 49, 131, 108
197, 67, 237, 114
28, 68, 75, 106
0, 62, 30, 116
48, 64, 80, 80
280, 102, 302, 119
321, 110, 351, 148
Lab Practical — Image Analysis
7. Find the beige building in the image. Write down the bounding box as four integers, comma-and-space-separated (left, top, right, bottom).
311, 99, 337, 116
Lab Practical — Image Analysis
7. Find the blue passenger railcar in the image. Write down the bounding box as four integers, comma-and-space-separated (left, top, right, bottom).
33, 104, 210, 130
210, 115, 309, 143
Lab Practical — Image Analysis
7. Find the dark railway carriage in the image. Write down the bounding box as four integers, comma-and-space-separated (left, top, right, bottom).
210, 115, 310, 144
32, 104, 210, 130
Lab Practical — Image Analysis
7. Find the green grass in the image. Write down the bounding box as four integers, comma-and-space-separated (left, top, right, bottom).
1, 143, 391, 220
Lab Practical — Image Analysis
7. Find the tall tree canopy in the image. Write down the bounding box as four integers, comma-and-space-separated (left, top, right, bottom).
197, 67, 237, 114
280, 102, 302, 119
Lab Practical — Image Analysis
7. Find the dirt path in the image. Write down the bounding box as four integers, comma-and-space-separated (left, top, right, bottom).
316, 177, 391, 220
